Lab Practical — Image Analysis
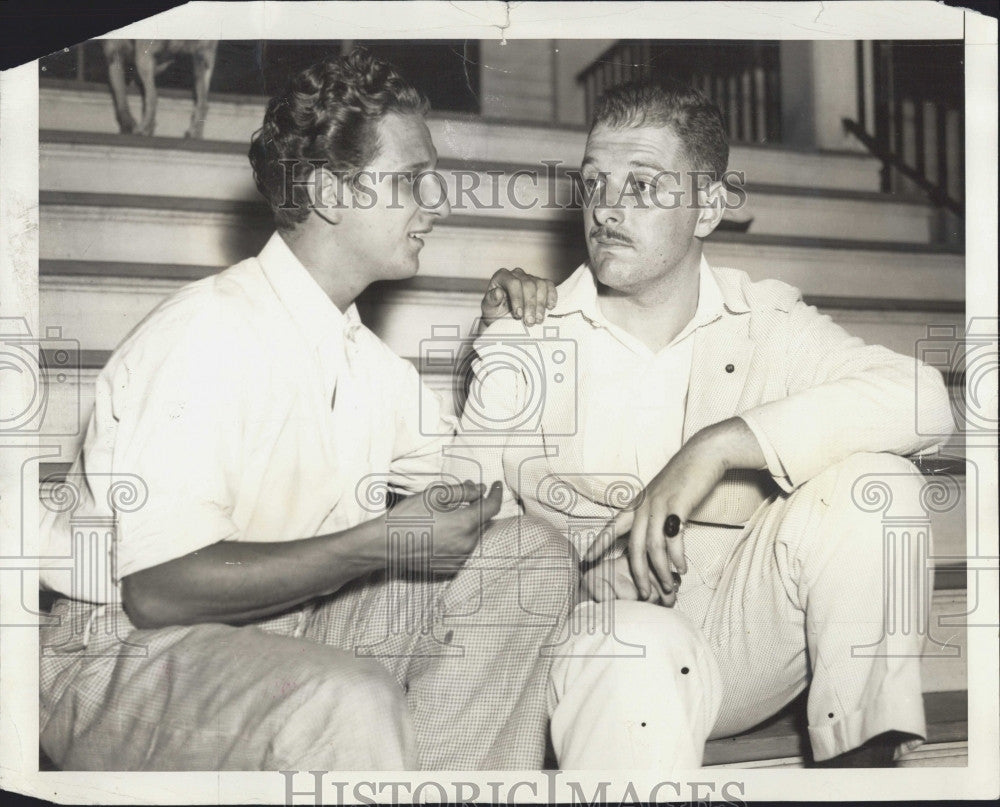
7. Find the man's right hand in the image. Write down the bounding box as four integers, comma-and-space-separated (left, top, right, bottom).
386, 480, 503, 574
121, 480, 503, 630
581, 554, 676, 607
481, 267, 558, 328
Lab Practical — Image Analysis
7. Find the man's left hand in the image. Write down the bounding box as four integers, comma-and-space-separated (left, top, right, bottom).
481, 267, 557, 327
585, 418, 767, 600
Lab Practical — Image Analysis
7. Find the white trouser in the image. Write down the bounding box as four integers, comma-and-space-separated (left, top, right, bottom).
550, 600, 723, 769
550, 452, 931, 769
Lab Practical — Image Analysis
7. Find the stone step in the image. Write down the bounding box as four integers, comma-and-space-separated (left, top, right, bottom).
38, 265, 965, 360
702, 690, 967, 767
39, 131, 937, 244
38, 196, 964, 305
707, 741, 969, 768
40, 82, 885, 192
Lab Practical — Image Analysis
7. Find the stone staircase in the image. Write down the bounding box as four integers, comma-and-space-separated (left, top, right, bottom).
37, 82, 970, 768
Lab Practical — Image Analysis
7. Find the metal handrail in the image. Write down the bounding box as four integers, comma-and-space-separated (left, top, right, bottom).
842, 118, 964, 217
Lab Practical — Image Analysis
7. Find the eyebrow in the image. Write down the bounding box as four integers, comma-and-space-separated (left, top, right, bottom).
401, 152, 438, 173
628, 159, 669, 173
580, 157, 670, 174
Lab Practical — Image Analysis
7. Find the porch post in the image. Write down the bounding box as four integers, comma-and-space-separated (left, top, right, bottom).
780, 41, 868, 151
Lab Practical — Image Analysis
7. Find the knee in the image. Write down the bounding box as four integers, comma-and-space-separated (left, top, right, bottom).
521, 515, 574, 558
567, 600, 709, 664
803, 453, 927, 532
612, 600, 709, 660
554, 602, 720, 702
792, 453, 932, 573
308, 658, 411, 742
835, 451, 922, 481
331, 659, 407, 720
823, 452, 924, 503
273, 659, 414, 769
292, 654, 405, 725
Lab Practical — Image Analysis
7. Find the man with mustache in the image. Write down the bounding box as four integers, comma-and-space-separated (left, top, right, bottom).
453, 80, 955, 768
38, 48, 572, 771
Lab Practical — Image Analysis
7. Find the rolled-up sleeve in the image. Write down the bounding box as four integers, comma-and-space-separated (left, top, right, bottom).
739, 411, 793, 493
738, 300, 955, 489
108, 308, 251, 580
388, 357, 458, 493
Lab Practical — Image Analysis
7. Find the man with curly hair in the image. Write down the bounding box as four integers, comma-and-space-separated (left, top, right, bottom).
39, 48, 572, 771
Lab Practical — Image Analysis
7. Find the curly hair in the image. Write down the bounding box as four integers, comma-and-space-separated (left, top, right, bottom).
249, 47, 428, 230
592, 79, 729, 182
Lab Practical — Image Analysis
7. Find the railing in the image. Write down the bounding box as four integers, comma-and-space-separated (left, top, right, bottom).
577, 40, 781, 144
846, 41, 964, 217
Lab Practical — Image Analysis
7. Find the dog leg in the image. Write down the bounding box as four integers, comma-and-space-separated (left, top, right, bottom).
185, 42, 217, 139
134, 41, 158, 136
102, 42, 136, 134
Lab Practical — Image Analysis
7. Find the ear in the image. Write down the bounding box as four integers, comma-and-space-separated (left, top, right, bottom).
305, 166, 346, 225
693, 179, 727, 239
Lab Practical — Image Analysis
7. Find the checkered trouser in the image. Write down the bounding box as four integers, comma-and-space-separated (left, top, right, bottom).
40, 516, 577, 771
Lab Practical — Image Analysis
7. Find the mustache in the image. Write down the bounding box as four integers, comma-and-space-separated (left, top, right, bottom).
589, 226, 632, 245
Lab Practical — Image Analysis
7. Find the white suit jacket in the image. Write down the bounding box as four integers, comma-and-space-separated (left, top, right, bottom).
451, 263, 956, 530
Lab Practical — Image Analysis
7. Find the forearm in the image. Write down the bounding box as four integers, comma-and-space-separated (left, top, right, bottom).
620, 418, 768, 595
121, 518, 385, 629
688, 417, 767, 473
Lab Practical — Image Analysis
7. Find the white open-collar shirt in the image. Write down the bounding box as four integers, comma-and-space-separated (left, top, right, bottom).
554, 256, 726, 482
41, 233, 456, 603
449, 257, 763, 534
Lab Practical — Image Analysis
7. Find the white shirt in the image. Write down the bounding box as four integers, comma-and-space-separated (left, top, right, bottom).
41, 233, 456, 603
556, 257, 725, 482
449, 258, 730, 536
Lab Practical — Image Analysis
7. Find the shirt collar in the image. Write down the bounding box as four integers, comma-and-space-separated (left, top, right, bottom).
688, 255, 726, 332
552, 255, 727, 345
257, 231, 361, 348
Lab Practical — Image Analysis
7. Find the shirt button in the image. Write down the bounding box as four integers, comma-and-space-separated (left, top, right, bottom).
725, 363, 735, 373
